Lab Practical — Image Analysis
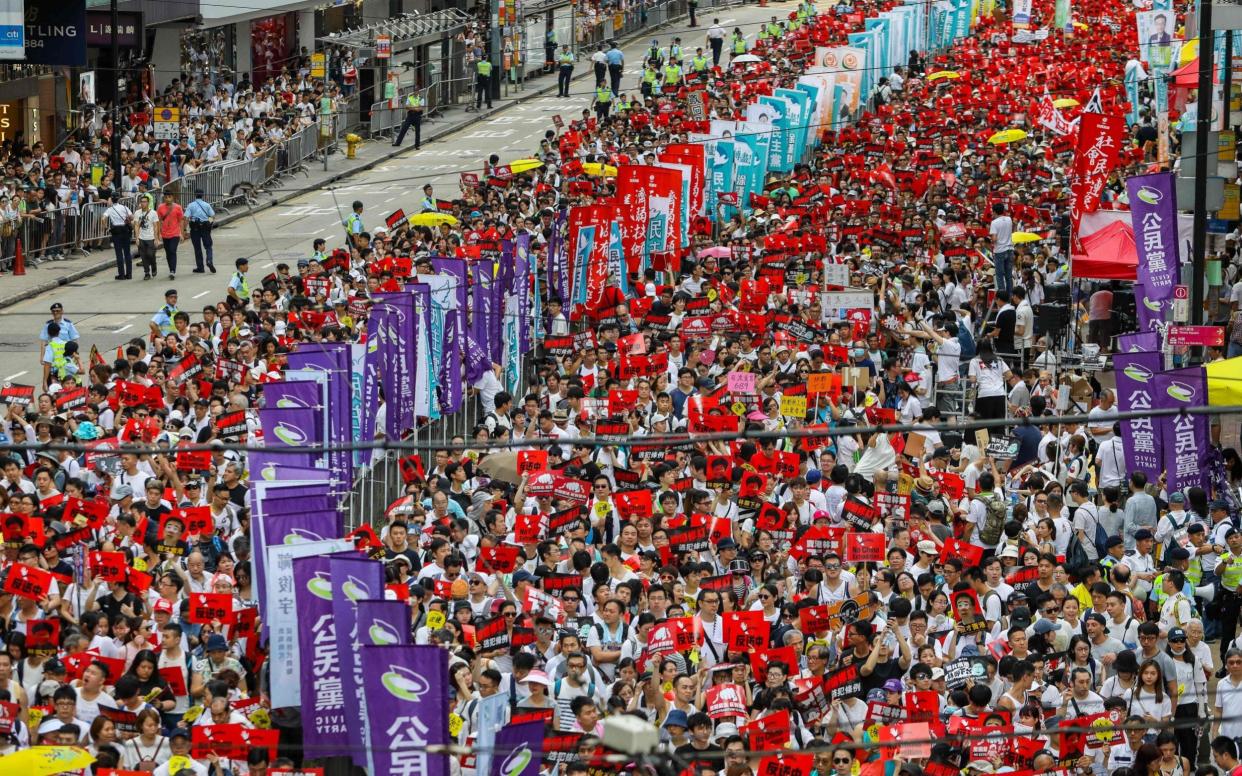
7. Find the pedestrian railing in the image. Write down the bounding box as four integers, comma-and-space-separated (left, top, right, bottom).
0, 124, 331, 273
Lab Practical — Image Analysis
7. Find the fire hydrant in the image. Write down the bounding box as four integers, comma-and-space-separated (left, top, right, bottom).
345, 133, 362, 159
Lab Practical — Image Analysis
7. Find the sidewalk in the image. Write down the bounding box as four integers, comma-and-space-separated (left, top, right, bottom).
0, 0, 775, 310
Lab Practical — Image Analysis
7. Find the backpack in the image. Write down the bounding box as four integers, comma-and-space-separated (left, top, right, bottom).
1078, 505, 1109, 558
593, 621, 629, 646
1064, 531, 1090, 574
957, 320, 976, 359
554, 677, 597, 699
978, 494, 1008, 546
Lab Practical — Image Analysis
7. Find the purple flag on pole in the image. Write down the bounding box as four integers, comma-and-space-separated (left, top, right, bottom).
548, 208, 569, 306
293, 555, 349, 758
361, 645, 451, 776
516, 233, 532, 356
258, 406, 320, 461
491, 719, 544, 776
357, 600, 412, 647
1113, 350, 1164, 481
287, 344, 353, 487
262, 380, 323, 413
1153, 366, 1211, 495
330, 555, 386, 769
433, 258, 467, 414
251, 484, 337, 629
361, 307, 384, 443
1127, 171, 1179, 302
491, 250, 506, 363
1117, 330, 1162, 353
1134, 282, 1170, 333
373, 293, 417, 436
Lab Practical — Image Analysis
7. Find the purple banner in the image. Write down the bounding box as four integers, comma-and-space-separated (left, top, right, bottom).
548, 208, 569, 306
258, 406, 320, 465
465, 332, 491, 383
471, 259, 501, 365
1127, 171, 1179, 302
1117, 330, 1162, 353
490, 254, 506, 364
251, 481, 337, 630
373, 293, 416, 436
294, 555, 349, 758
361, 308, 383, 445
1135, 282, 1170, 333
357, 600, 412, 647
361, 645, 451, 776
330, 555, 386, 769
1153, 366, 1211, 495
491, 719, 544, 776
516, 233, 533, 356
287, 344, 353, 487
433, 258, 468, 414
1113, 350, 1164, 481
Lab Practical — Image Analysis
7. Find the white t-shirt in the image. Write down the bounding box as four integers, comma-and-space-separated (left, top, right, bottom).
935, 337, 961, 382
1016, 301, 1035, 348
990, 214, 1013, 253
969, 357, 1009, 398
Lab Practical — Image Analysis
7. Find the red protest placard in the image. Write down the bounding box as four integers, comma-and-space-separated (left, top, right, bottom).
189, 593, 235, 625
478, 544, 520, 574
723, 610, 770, 653
905, 691, 941, 724
705, 682, 748, 719
3, 563, 52, 600
743, 709, 791, 752
749, 646, 798, 680
513, 513, 543, 544
939, 537, 983, 567
191, 723, 247, 759
516, 450, 548, 476
613, 489, 652, 521
89, 551, 129, 583
176, 447, 213, 472
844, 531, 886, 563
758, 754, 813, 776
799, 603, 833, 634
932, 471, 965, 500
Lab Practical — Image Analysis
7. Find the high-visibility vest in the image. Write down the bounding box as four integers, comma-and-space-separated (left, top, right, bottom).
663, 64, 681, 84
1220, 552, 1242, 590
617, 96, 632, 111
346, 213, 363, 234
595, 87, 613, 104
648, 46, 661, 61
559, 51, 574, 65
692, 56, 709, 72
642, 68, 659, 84
1186, 556, 1202, 586
405, 94, 423, 110
733, 35, 747, 53
767, 22, 781, 37
49, 339, 67, 373
232, 272, 249, 298
477, 60, 493, 77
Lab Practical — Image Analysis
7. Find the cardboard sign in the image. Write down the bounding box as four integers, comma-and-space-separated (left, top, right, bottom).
191, 723, 247, 759
823, 663, 863, 700
743, 708, 791, 751
513, 513, 543, 544
215, 410, 248, 440
516, 450, 548, 476
3, 563, 53, 600
844, 531, 886, 562
478, 544, 521, 574
705, 682, 748, 719
613, 489, 652, 521
89, 550, 129, 583
26, 618, 59, 657
0, 383, 35, 406
939, 537, 983, 567
727, 371, 757, 394
779, 395, 807, 418
188, 592, 235, 625
840, 497, 878, 529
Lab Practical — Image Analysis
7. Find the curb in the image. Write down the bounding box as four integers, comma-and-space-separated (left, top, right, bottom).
0, 4, 730, 309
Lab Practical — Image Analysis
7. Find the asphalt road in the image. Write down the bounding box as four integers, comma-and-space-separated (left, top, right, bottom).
0, 0, 796, 384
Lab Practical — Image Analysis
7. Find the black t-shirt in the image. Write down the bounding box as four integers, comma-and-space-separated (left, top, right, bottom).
674, 743, 723, 771
139, 503, 171, 546
992, 307, 1017, 355
227, 484, 247, 510
1136, 124, 1158, 145
860, 657, 904, 695
97, 591, 144, 623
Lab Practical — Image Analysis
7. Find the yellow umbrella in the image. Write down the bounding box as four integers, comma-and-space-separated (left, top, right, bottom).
0, 747, 95, 776
1180, 38, 1199, 66
988, 129, 1028, 144
506, 158, 544, 174
1073, 21, 1088, 30
1012, 231, 1044, 244
927, 70, 961, 81
1053, 98, 1079, 108
408, 213, 459, 227
581, 162, 619, 177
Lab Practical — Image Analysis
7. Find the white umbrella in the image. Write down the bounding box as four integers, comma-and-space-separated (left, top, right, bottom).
731, 54, 762, 64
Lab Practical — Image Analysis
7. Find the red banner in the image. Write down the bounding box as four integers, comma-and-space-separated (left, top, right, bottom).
567, 203, 611, 310
616, 165, 683, 272
723, 610, 770, 653
1069, 112, 1125, 249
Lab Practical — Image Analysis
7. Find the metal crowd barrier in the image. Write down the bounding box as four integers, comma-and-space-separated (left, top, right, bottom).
0, 123, 328, 273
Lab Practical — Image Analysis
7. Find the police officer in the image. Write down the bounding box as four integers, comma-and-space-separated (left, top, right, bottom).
345, 200, 365, 246
706, 19, 726, 66
40, 321, 68, 390
591, 44, 608, 88
545, 28, 558, 72
393, 90, 424, 148
691, 47, 710, 79
731, 29, 748, 60
606, 41, 624, 95
668, 37, 684, 63
476, 57, 494, 109
557, 44, 575, 98
186, 188, 216, 274
766, 17, 782, 39
39, 303, 79, 357
149, 288, 179, 340
420, 184, 437, 213
662, 58, 682, 90
228, 258, 250, 308
593, 84, 614, 121
646, 39, 663, 69
640, 61, 660, 98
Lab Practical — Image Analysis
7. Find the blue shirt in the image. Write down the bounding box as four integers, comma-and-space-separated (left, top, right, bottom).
606, 48, 624, 65
186, 199, 215, 222
40, 318, 79, 343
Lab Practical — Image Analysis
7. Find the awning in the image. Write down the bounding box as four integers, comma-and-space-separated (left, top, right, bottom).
1170, 57, 1219, 88
1071, 220, 1137, 280
319, 10, 471, 56
199, 0, 329, 28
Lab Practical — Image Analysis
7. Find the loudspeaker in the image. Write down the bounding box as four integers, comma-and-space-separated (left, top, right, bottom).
1034, 304, 1070, 337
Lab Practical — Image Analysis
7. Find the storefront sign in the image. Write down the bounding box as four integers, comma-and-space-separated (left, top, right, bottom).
86, 11, 142, 49
0, 0, 23, 61
311, 52, 326, 78
24, 0, 85, 66
0, 101, 22, 143
375, 34, 390, 59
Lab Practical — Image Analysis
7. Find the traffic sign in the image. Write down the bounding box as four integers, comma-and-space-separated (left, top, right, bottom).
1166, 325, 1224, 347
154, 106, 180, 123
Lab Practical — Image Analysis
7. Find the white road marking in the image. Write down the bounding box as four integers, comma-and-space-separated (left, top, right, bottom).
4, 371, 27, 380
114, 324, 132, 333
193, 290, 212, 298
263, 262, 275, 268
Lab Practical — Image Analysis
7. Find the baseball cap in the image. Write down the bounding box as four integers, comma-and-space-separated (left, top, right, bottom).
916, 540, 937, 555
1167, 627, 1187, 642
883, 678, 904, 693
205, 634, 228, 652
154, 599, 174, 614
